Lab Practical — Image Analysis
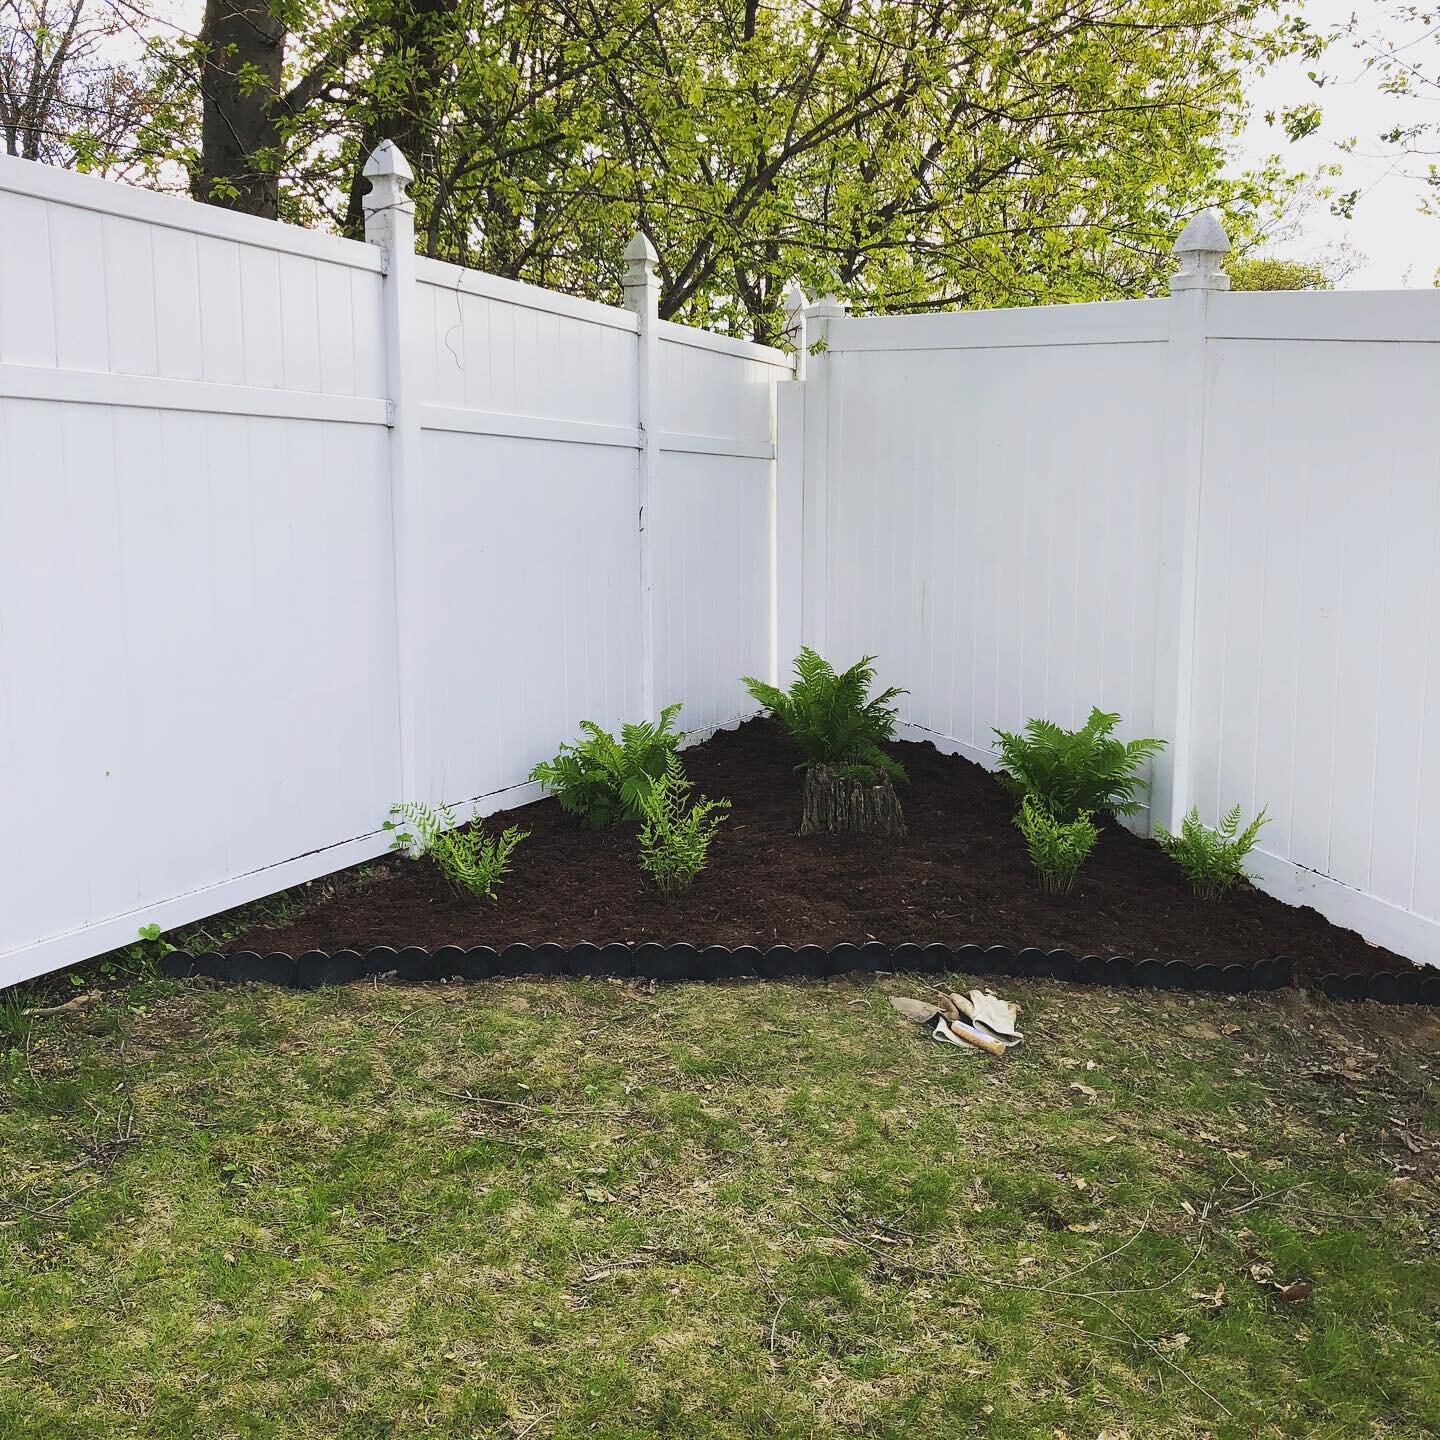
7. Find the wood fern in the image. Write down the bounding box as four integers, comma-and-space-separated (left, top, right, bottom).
636, 753, 730, 899
1158, 804, 1268, 899
1014, 796, 1097, 894
385, 802, 527, 900
530, 703, 683, 828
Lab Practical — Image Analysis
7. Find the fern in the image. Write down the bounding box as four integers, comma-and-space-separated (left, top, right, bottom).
636, 753, 730, 900
529, 703, 683, 828
1014, 796, 1098, 895
385, 801, 527, 900
994, 708, 1164, 822
1158, 804, 1268, 900
743, 648, 906, 784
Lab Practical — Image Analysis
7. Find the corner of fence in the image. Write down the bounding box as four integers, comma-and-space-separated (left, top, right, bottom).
1152, 209, 1232, 834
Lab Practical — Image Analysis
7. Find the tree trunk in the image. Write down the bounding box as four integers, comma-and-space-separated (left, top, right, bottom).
800, 766, 906, 838
192, 0, 285, 217
341, 0, 452, 239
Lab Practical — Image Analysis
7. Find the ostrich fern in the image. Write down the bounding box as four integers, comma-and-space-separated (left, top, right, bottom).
743, 648, 906, 784
994, 708, 1163, 823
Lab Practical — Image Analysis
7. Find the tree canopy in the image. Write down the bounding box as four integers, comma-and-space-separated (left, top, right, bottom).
39, 0, 1316, 338
1227, 254, 1335, 290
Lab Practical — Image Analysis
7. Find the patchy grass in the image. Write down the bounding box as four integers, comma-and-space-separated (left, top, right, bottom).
2, 973, 1439, 1439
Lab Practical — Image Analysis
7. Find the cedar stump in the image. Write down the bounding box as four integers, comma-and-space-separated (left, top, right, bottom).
800, 765, 907, 838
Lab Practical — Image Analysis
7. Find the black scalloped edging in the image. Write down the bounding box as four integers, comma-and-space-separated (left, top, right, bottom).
155, 943, 1440, 1001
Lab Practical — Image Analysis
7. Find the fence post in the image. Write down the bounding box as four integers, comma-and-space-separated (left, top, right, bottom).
797, 295, 847, 657
623, 232, 661, 720
783, 282, 809, 381
1152, 210, 1230, 835
773, 285, 810, 680
364, 140, 428, 803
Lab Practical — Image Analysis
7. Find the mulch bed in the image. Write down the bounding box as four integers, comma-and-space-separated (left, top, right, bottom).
228, 719, 1417, 987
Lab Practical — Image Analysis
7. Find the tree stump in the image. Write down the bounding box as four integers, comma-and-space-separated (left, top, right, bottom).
800, 765, 907, 838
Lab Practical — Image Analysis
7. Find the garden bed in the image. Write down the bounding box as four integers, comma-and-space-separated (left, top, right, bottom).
223, 720, 1418, 989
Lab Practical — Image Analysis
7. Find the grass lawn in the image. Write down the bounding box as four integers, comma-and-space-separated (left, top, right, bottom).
3, 972, 1439, 1439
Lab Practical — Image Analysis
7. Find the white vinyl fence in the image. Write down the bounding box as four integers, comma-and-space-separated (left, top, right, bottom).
0, 146, 792, 986
780, 218, 1440, 966
5, 151, 1440, 986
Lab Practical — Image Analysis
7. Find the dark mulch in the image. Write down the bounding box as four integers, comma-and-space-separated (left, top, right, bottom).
227, 719, 1414, 986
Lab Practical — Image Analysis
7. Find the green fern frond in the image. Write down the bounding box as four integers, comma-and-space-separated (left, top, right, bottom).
529, 704, 684, 828
994, 707, 1163, 822
387, 801, 526, 900
636, 752, 730, 899
743, 647, 907, 784
1014, 796, 1097, 894
1158, 805, 1268, 899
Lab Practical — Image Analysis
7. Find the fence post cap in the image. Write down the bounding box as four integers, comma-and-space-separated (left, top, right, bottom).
623, 232, 659, 303
624, 231, 658, 266
363, 139, 414, 182
623, 232, 659, 319
362, 141, 414, 221
1171, 210, 1231, 292
1173, 210, 1231, 258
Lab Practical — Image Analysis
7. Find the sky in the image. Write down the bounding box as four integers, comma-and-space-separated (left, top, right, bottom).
1234, 0, 1440, 288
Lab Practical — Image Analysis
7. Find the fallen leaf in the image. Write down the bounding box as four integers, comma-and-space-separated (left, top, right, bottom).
1069, 1081, 1098, 1099
1066, 1221, 1099, 1233
1251, 1262, 1312, 1301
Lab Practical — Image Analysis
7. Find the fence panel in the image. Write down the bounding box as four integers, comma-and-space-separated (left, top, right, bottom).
0, 163, 401, 983
412, 265, 646, 809
819, 306, 1170, 780
0, 156, 791, 986
653, 325, 790, 732
793, 280, 1440, 965
1188, 298, 1440, 959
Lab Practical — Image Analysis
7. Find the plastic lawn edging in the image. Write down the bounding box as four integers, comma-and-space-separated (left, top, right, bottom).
148, 943, 1433, 1003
